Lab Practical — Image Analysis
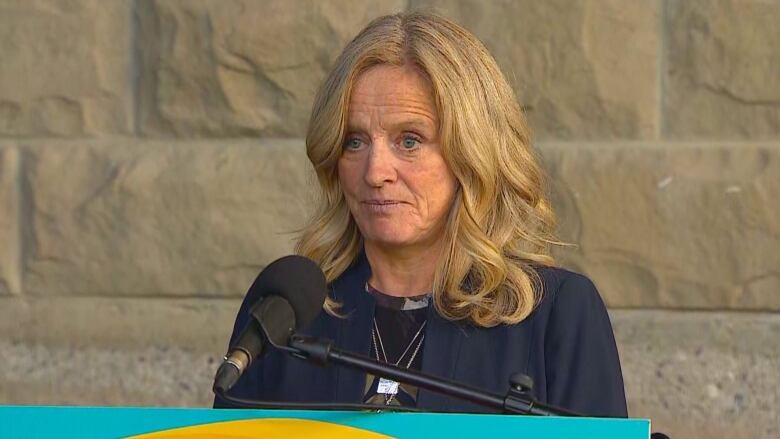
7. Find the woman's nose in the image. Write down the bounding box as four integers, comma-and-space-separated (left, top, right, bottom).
363, 140, 397, 187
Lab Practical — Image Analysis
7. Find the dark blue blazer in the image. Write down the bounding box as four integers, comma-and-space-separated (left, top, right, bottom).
215, 255, 628, 417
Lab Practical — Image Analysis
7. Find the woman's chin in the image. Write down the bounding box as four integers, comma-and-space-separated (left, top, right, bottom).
363, 231, 419, 249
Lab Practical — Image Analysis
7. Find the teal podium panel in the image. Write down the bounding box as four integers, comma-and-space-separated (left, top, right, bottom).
0, 405, 649, 438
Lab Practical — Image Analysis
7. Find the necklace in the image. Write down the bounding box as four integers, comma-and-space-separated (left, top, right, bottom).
371, 318, 427, 405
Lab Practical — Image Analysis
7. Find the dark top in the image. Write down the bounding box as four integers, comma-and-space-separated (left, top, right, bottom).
363, 283, 429, 407
214, 254, 628, 417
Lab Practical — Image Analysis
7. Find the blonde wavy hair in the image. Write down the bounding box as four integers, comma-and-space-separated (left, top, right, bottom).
296, 11, 559, 327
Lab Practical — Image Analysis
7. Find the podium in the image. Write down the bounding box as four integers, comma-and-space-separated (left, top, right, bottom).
1, 405, 649, 438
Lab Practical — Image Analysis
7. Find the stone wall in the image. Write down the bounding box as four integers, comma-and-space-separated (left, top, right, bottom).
1, 1, 778, 438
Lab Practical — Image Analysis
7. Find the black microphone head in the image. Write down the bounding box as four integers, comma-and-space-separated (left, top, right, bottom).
247, 255, 327, 329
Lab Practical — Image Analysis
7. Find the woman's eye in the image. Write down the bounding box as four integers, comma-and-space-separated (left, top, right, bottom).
400, 135, 421, 150
344, 138, 363, 150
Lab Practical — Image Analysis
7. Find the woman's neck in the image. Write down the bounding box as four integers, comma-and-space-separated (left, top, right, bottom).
364, 240, 444, 298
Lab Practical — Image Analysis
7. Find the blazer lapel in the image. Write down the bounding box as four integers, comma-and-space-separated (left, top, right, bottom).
332, 256, 375, 403
416, 305, 468, 411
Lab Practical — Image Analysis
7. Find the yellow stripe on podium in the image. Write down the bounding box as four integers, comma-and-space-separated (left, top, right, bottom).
128, 418, 395, 439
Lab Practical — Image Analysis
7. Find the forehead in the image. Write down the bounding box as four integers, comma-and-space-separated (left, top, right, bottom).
348, 64, 437, 121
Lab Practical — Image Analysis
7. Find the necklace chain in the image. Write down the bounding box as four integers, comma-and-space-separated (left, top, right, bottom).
374, 319, 426, 366
371, 318, 427, 405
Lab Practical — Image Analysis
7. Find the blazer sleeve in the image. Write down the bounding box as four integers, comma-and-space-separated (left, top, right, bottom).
543, 272, 628, 417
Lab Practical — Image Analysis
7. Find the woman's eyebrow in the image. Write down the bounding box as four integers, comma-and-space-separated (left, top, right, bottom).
381, 115, 437, 134
394, 119, 434, 132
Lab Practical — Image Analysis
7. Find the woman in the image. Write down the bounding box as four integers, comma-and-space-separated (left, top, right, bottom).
216, 11, 627, 417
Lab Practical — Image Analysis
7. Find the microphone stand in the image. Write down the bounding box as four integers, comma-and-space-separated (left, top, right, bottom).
215, 334, 673, 435
287, 334, 580, 417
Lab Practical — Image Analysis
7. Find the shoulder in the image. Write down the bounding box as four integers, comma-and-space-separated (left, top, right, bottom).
523, 266, 627, 417
526, 265, 611, 332
532, 265, 604, 308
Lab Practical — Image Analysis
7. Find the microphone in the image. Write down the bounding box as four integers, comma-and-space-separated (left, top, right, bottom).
212, 255, 327, 394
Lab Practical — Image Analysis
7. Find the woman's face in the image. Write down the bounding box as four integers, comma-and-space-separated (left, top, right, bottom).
338, 64, 458, 252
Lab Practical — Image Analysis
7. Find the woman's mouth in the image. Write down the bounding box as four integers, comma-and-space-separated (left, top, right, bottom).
362, 200, 405, 213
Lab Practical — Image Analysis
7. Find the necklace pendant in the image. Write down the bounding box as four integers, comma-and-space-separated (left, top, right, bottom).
377, 377, 400, 395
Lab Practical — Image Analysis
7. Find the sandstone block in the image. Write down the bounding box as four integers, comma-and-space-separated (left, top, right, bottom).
138, 0, 658, 140
411, 0, 660, 139
19, 140, 780, 310
665, 0, 780, 139
137, 0, 406, 137
0, 339, 218, 407
0, 1, 131, 137
0, 297, 240, 353
544, 143, 780, 310
21, 139, 313, 297
612, 310, 780, 439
